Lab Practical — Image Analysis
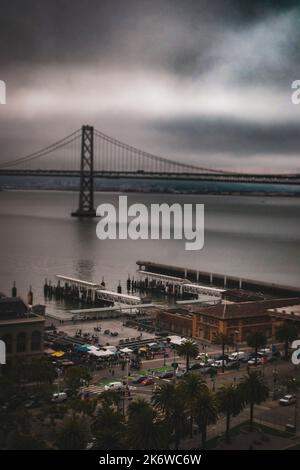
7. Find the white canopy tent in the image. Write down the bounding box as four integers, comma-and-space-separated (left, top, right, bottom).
87, 346, 115, 357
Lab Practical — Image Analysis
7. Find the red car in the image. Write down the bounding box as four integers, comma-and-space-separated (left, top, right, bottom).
141, 377, 155, 386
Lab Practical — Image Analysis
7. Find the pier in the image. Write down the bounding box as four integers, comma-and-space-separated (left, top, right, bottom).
137, 261, 300, 298
136, 270, 225, 298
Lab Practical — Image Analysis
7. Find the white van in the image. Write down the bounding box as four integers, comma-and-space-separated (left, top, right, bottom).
228, 351, 249, 362
104, 381, 124, 391
51, 392, 67, 403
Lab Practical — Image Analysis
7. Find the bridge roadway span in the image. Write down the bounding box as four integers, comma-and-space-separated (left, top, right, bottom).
1, 168, 299, 184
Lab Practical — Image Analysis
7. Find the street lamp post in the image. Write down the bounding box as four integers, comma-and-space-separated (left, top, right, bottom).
163, 351, 167, 367
172, 348, 177, 382
294, 400, 298, 433
126, 357, 129, 387
234, 330, 239, 354
272, 367, 278, 399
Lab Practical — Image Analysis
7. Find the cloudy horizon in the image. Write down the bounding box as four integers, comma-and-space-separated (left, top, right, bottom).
0, 0, 300, 173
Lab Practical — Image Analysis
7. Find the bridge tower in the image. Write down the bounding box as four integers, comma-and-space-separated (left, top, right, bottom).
72, 125, 96, 217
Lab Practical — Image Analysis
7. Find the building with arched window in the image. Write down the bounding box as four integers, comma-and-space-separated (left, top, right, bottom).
0, 293, 45, 366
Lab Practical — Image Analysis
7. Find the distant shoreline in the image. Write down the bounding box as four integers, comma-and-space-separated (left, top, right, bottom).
1, 186, 299, 197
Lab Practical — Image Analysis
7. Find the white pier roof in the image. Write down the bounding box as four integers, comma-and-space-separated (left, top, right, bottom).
137, 270, 187, 283
56, 275, 100, 289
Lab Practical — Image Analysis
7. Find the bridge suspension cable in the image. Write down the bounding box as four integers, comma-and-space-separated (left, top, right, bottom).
94, 128, 228, 174
0, 128, 82, 169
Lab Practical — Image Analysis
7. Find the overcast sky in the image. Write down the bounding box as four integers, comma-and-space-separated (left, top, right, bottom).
0, 0, 299, 173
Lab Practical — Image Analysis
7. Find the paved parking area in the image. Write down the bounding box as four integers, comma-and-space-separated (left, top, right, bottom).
56, 317, 155, 346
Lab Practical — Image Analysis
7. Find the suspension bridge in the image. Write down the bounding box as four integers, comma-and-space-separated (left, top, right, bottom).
0, 125, 299, 216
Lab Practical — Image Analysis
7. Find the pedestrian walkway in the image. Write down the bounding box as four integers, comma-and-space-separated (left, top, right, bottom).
81, 384, 104, 396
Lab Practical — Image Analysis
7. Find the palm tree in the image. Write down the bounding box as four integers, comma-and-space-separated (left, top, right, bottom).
6, 432, 47, 450
98, 389, 122, 410
280, 374, 300, 431
217, 384, 244, 443
246, 332, 267, 365
239, 371, 269, 430
152, 382, 188, 449
93, 404, 125, 449
212, 333, 234, 372
177, 373, 207, 437
276, 323, 299, 360
176, 340, 199, 371
126, 398, 168, 450
194, 389, 218, 448
56, 413, 91, 449
64, 366, 92, 395
152, 382, 177, 418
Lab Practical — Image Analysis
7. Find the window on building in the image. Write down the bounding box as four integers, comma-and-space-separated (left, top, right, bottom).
2, 334, 12, 354
31, 331, 41, 351
16, 332, 27, 353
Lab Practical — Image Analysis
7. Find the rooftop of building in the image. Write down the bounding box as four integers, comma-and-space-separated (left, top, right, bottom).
268, 304, 300, 320
189, 297, 300, 320
0, 294, 44, 324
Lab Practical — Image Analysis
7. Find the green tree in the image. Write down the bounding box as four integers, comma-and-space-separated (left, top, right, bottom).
176, 340, 199, 372
98, 389, 122, 410
246, 332, 267, 365
56, 413, 91, 449
126, 398, 168, 450
64, 366, 91, 395
93, 405, 125, 450
27, 357, 57, 384
212, 333, 234, 372
239, 371, 269, 430
177, 373, 207, 437
70, 397, 98, 416
194, 389, 218, 448
152, 382, 188, 449
0, 376, 17, 405
217, 384, 244, 443
276, 323, 299, 360
6, 431, 47, 450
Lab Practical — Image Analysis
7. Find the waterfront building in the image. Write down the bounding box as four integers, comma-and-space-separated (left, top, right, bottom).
0, 292, 45, 367
157, 297, 300, 342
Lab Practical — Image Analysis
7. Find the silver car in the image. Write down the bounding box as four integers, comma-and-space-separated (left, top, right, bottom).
279, 395, 296, 406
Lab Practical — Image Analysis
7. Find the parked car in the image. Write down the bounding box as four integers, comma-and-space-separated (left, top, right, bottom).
215, 354, 229, 362
225, 360, 240, 370
85, 437, 97, 450
228, 351, 249, 363
51, 392, 67, 403
212, 360, 227, 368
24, 400, 36, 409
196, 353, 209, 360
279, 395, 296, 406
104, 330, 110, 335
175, 370, 187, 379
198, 358, 215, 367
190, 362, 201, 370
141, 377, 155, 386
248, 357, 262, 366
159, 371, 174, 379
259, 348, 271, 355
202, 366, 218, 376
104, 381, 124, 391
132, 375, 147, 384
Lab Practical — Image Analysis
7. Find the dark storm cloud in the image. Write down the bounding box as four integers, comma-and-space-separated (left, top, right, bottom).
0, 0, 299, 172
156, 117, 300, 156
0, 0, 298, 66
